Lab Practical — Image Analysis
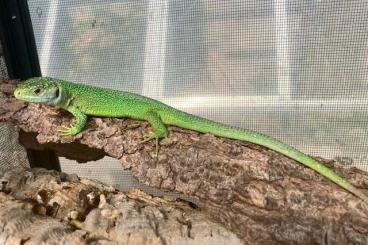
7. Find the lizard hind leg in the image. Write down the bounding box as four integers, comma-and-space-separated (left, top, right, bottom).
141, 111, 168, 156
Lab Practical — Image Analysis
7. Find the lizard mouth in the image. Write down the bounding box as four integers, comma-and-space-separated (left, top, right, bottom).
14, 85, 60, 104
14, 93, 56, 103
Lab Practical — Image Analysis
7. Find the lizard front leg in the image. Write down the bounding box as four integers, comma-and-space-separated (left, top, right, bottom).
58, 105, 87, 136
141, 111, 168, 155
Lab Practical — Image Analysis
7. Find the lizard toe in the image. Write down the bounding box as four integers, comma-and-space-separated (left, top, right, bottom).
58, 126, 78, 136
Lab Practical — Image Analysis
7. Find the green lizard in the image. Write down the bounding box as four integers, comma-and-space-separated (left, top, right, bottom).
14, 77, 368, 202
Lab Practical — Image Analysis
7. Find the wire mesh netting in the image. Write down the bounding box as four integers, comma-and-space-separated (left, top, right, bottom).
0, 43, 29, 172
27, 0, 368, 192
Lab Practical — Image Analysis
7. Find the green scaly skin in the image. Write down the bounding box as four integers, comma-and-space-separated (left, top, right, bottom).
14, 77, 368, 202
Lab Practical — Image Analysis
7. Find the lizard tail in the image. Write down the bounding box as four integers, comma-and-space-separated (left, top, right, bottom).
162, 109, 368, 202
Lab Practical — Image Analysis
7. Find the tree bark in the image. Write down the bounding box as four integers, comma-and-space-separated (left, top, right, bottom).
1, 81, 368, 244
0, 168, 241, 244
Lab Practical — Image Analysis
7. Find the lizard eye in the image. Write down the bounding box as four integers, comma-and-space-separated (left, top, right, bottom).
34, 88, 41, 94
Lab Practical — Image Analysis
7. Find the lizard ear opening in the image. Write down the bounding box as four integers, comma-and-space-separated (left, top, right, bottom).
51, 84, 66, 107
54, 87, 60, 98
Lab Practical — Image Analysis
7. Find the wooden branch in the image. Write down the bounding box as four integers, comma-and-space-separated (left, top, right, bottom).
1, 81, 368, 244
0, 168, 241, 244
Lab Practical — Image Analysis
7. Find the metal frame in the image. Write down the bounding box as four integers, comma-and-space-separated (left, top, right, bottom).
142, 0, 169, 98
38, 0, 59, 75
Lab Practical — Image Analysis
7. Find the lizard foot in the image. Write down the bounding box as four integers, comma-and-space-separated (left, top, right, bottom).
140, 132, 160, 156
58, 126, 79, 136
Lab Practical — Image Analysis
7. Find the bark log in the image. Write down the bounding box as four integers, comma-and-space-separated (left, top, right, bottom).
1, 81, 368, 244
0, 168, 241, 244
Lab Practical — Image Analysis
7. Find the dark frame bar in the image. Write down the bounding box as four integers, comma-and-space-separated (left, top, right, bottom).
0, 0, 60, 171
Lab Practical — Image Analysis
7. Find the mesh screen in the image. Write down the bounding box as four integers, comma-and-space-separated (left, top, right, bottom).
0, 43, 29, 171
27, 0, 368, 193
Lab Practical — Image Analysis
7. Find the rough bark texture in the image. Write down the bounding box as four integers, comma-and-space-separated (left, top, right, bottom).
0, 168, 241, 244
1, 81, 368, 244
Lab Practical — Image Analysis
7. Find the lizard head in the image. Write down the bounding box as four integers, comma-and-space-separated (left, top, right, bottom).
14, 77, 62, 105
